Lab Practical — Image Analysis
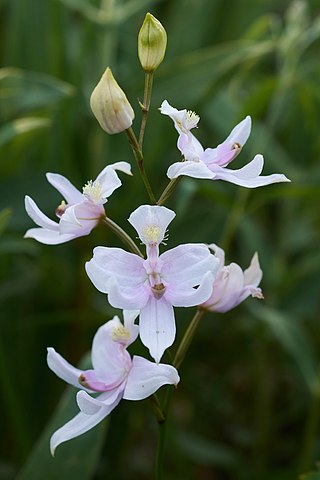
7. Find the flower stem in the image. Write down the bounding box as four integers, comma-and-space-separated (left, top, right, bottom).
139, 72, 154, 149
149, 393, 165, 423
102, 217, 143, 257
155, 386, 174, 480
173, 309, 205, 369
157, 177, 182, 205
125, 127, 156, 204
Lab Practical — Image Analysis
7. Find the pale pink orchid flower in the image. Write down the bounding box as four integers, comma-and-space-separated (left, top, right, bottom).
24, 161, 131, 245
47, 310, 179, 455
160, 100, 290, 188
86, 205, 219, 363
201, 244, 264, 313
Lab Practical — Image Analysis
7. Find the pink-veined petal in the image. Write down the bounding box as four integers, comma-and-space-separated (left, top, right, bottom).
24, 196, 58, 230
85, 247, 146, 293
91, 317, 131, 383
165, 271, 214, 307
24, 227, 75, 245
167, 160, 215, 180
107, 280, 150, 310
123, 356, 180, 401
139, 297, 176, 363
50, 400, 116, 456
46, 173, 84, 204
47, 348, 92, 392
128, 205, 176, 246
161, 244, 219, 287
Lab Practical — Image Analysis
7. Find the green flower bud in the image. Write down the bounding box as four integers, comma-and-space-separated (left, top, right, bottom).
138, 13, 167, 73
90, 67, 135, 135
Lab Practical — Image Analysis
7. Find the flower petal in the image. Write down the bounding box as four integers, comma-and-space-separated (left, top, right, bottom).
107, 280, 150, 310
139, 297, 176, 363
177, 132, 204, 161
47, 347, 92, 391
25, 228, 75, 245
167, 160, 215, 180
208, 243, 225, 268
77, 388, 124, 414
91, 317, 131, 383
224, 115, 252, 147
214, 154, 291, 188
123, 310, 140, 345
46, 173, 84, 204
244, 252, 263, 287
161, 244, 219, 287
50, 404, 111, 456
24, 196, 58, 230
123, 355, 180, 400
85, 247, 146, 293
128, 205, 176, 246
165, 271, 214, 307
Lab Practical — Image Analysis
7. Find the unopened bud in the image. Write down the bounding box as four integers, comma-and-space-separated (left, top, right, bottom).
90, 67, 135, 134
138, 13, 167, 73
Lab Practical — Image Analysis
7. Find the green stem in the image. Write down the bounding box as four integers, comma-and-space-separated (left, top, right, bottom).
102, 217, 143, 257
125, 127, 156, 204
299, 374, 320, 472
155, 386, 174, 480
139, 72, 154, 149
173, 309, 205, 369
157, 177, 182, 206
149, 394, 165, 423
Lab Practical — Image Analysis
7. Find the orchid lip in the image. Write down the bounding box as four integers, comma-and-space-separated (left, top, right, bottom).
151, 283, 166, 299
78, 372, 125, 392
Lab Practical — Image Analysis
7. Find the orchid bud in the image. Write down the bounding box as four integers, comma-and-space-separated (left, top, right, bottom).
90, 67, 135, 135
138, 13, 167, 73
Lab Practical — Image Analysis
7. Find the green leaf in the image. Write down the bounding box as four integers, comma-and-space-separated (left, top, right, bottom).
250, 304, 317, 392
0, 117, 50, 149
0, 208, 12, 236
17, 354, 107, 480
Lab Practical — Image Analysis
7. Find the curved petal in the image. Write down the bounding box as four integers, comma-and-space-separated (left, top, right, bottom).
77, 388, 124, 414
24, 227, 75, 245
244, 253, 263, 287
139, 297, 176, 363
224, 115, 252, 147
165, 271, 214, 307
123, 310, 140, 345
167, 160, 215, 180
214, 155, 291, 188
50, 403, 112, 456
59, 203, 102, 236
107, 280, 150, 310
177, 132, 204, 161
123, 356, 180, 401
203, 263, 245, 313
47, 348, 92, 392
24, 196, 58, 230
85, 247, 146, 293
208, 243, 225, 269
128, 205, 175, 246
161, 244, 219, 287
46, 173, 84, 204
91, 317, 131, 383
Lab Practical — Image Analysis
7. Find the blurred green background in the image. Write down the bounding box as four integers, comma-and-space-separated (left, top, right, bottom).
1, 0, 320, 478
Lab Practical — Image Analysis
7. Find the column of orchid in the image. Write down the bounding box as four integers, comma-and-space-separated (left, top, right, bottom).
24, 12, 290, 477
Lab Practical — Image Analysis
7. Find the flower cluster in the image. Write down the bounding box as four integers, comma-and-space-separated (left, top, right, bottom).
23, 12, 290, 456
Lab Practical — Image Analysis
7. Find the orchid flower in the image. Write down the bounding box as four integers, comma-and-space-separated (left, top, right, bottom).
47, 310, 179, 454
86, 205, 219, 363
160, 100, 290, 188
24, 162, 132, 245
201, 244, 263, 313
